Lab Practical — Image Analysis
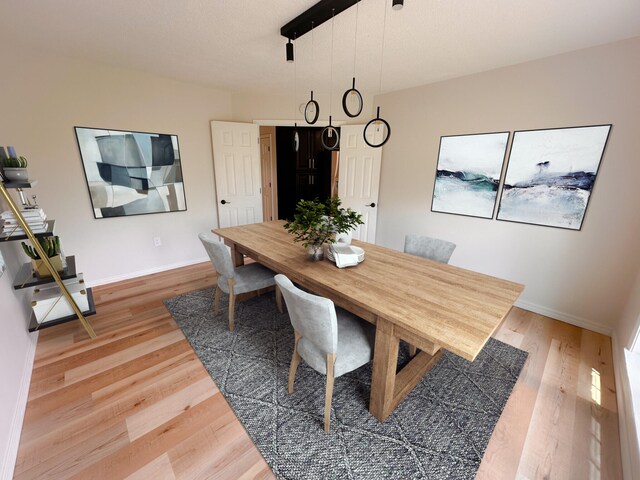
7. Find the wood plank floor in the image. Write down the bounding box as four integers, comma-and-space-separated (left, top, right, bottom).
14, 262, 622, 479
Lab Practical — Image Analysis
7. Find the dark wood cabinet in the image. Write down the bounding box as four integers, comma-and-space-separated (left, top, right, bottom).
276, 126, 334, 220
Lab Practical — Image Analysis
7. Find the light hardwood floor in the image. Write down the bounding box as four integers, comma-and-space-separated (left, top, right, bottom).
14, 263, 622, 479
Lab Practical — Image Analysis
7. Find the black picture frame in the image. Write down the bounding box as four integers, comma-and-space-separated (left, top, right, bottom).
431, 131, 510, 219
496, 124, 612, 231
74, 126, 187, 219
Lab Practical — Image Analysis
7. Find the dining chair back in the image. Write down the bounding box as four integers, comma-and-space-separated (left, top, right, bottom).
404, 233, 456, 264
275, 274, 374, 432
199, 233, 279, 332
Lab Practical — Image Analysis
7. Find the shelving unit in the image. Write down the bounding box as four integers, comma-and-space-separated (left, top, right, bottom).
0, 179, 97, 338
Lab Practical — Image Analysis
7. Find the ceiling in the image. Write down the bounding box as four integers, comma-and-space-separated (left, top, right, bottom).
1, 0, 639, 97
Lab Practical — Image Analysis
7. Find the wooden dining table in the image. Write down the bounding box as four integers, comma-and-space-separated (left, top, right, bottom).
213, 221, 524, 421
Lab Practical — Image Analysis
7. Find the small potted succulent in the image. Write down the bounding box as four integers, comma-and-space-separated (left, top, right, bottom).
21, 236, 65, 278
284, 196, 363, 260
1, 155, 29, 182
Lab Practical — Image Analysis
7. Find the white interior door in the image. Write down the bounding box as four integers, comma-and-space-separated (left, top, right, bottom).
338, 124, 382, 243
210, 121, 263, 228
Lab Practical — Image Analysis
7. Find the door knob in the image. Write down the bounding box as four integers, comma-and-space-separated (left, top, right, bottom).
366, 202, 376, 208
221, 199, 231, 205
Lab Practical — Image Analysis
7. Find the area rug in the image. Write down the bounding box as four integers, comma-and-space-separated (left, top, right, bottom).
164, 288, 527, 480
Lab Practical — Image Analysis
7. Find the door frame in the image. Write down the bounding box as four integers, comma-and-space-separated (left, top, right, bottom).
259, 130, 278, 221
255, 120, 346, 223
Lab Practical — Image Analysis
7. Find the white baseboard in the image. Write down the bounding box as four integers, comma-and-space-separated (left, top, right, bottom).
611, 334, 640, 480
1, 332, 37, 480
90, 257, 210, 287
515, 299, 612, 335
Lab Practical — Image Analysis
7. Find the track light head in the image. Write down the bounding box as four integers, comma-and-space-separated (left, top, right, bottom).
392, 0, 404, 10
286, 39, 294, 62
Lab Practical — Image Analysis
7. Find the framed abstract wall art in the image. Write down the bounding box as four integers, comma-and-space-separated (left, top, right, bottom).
75, 127, 187, 219
431, 131, 510, 218
496, 125, 611, 230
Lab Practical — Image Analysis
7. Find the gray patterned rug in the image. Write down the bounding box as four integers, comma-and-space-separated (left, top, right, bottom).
164, 288, 527, 480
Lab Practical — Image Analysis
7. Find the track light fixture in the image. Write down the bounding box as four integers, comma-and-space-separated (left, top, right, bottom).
392, 0, 404, 10
286, 39, 294, 62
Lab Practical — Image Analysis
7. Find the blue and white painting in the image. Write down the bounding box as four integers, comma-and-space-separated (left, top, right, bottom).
497, 125, 611, 230
431, 132, 509, 218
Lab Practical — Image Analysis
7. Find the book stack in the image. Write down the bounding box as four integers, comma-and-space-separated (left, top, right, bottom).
1, 208, 48, 236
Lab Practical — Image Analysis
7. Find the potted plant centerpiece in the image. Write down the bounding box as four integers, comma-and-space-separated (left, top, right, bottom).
284, 197, 363, 261
0, 155, 29, 182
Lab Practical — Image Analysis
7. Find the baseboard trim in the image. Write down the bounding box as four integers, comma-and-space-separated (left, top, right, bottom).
1, 332, 37, 480
90, 257, 210, 287
515, 299, 612, 335
611, 334, 640, 480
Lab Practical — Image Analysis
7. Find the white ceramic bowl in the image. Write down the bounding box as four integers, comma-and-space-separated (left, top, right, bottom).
326, 245, 365, 263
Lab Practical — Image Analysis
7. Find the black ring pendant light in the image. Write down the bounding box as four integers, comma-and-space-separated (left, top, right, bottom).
304, 22, 320, 125
364, 1, 392, 149
342, 1, 363, 118
304, 91, 320, 124
364, 107, 391, 148
342, 77, 363, 118
321, 10, 340, 151
322, 116, 340, 150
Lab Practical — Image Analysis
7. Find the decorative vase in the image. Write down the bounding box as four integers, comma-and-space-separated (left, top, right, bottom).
2, 168, 29, 182
307, 244, 324, 261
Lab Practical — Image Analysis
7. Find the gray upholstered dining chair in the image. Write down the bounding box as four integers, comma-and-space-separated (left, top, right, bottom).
404, 233, 456, 357
404, 233, 456, 264
275, 274, 375, 432
199, 232, 279, 332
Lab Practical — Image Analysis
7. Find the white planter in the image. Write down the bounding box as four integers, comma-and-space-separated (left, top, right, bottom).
2, 168, 29, 182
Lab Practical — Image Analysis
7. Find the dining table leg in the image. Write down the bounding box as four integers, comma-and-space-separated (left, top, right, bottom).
224, 240, 245, 267
369, 317, 400, 421
369, 316, 444, 422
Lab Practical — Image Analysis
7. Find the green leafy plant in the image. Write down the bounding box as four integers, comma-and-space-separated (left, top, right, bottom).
284, 197, 363, 248
1, 156, 28, 168
21, 236, 61, 260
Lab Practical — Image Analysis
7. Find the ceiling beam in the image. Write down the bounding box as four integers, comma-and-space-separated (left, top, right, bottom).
280, 0, 360, 40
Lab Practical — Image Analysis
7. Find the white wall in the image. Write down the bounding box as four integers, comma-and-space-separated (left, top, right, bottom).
374, 37, 640, 333
0, 240, 37, 480
614, 268, 640, 480
0, 40, 234, 286
618, 268, 640, 350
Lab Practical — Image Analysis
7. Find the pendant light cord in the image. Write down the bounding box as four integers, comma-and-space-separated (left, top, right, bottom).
293, 33, 297, 121
378, 2, 388, 96
329, 10, 335, 118
353, 1, 359, 79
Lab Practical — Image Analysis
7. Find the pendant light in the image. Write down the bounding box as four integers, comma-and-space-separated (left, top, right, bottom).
291, 34, 300, 152
342, 0, 363, 118
364, 2, 391, 148
321, 10, 340, 151
304, 22, 320, 125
